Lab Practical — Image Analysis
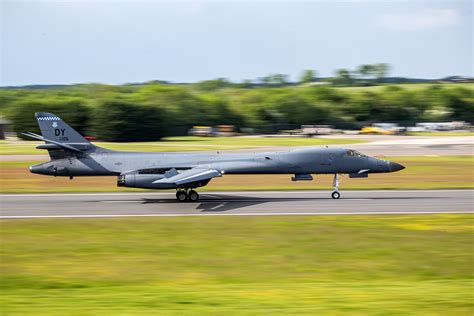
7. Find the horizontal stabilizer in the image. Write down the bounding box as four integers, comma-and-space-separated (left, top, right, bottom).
36, 144, 64, 150
22, 132, 83, 152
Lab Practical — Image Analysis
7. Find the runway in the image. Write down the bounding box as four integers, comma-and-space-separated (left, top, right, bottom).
1, 190, 473, 219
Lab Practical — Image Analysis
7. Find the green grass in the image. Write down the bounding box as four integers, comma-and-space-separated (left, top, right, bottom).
0, 137, 364, 155
1, 156, 472, 193
1, 215, 472, 315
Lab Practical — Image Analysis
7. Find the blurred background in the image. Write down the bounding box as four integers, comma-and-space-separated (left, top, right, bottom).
1, 0, 473, 315
1, 64, 473, 141
1, 0, 473, 142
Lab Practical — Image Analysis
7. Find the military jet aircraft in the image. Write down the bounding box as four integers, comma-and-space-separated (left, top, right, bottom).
26, 112, 405, 201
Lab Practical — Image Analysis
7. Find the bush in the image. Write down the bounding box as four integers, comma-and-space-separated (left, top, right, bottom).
92, 100, 167, 141
9, 99, 89, 139
2, 83, 473, 140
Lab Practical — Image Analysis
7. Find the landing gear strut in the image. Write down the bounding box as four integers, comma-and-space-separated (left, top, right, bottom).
331, 174, 341, 199
176, 189, 199, 202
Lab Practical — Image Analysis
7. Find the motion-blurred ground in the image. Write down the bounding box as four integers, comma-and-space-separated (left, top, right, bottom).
1, 134, 473, 316
1, 215, 472, 315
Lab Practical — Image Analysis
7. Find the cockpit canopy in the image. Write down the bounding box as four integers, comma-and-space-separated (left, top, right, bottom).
346, 149, 367, 158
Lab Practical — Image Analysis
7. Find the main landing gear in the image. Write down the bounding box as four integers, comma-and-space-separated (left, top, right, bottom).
331, 174, 341, 199
176, 189, 199, 202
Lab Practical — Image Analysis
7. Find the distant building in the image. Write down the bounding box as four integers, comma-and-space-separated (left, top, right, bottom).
415, 121, 470, 131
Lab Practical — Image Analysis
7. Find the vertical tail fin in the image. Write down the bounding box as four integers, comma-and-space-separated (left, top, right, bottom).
35, 112, 89, 144
31, 112, 97, 160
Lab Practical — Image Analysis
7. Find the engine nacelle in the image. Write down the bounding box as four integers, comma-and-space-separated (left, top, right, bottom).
117, 174, 212, 189
117, 174, 173, 189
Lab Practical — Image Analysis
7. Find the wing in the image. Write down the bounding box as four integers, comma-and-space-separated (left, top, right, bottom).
152, 168, 223, 186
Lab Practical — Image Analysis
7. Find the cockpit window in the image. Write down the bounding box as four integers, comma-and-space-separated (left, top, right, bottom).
346, 150, 367, 158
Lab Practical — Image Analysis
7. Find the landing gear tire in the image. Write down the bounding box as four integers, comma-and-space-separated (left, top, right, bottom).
176, 190, 187, 202
331, 174, 341, 199
188, 190, 199, 202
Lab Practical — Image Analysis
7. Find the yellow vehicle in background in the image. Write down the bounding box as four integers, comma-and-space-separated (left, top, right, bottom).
360, 126, 395, 135
188, 125, 236, 137
188, 126, 215, 136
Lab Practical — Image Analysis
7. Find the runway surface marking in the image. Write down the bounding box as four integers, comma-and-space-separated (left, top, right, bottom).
1, 190, 472, 219
1, 189, 469, 197
100, 198, 373, 203
2, 211, 473, 219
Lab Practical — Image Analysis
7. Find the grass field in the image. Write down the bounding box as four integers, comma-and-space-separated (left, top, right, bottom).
1, 214, 472, 315
1, 156, 472, 193
0, 137, 364, 155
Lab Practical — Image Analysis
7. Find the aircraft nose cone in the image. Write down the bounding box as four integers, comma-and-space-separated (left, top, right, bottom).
389, 161, 405, 172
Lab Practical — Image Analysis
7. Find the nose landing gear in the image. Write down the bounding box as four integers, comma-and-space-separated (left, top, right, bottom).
331, 174, 341, 199
176, 189, 199, 202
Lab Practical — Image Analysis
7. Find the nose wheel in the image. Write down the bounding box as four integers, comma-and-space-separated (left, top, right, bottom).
176, 189, 199, 202
332, 174, 341, 199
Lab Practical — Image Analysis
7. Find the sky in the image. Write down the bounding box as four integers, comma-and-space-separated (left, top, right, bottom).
1, 0, 472, 86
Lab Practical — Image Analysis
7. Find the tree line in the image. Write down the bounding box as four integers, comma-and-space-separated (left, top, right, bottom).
1, 81, 472, 141
193, 63, 392, 89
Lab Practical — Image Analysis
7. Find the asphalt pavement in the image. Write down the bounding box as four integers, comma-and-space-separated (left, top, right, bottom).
1, 190, 472, 219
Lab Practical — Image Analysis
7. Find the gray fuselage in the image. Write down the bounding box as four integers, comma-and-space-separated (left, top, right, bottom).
27, 112, 405, 195
30, 147, 403, 178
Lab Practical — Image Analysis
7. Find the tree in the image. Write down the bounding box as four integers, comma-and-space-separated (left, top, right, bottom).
333, 69, 352, 85
237, 79, 254, 88
10, 98, 89, 139
299, 69, 317, 84
374, 63, 390, 82
195, 78, 231, 91
92, 100, 167, 141
444, 88, 474, 123
357, 64, 374, 80
270, 74, 288, 86
260, 74, 289, 86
